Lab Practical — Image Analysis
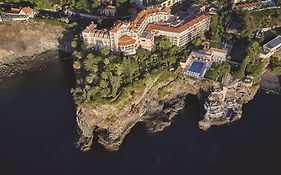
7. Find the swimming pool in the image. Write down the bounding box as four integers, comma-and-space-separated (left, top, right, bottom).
265, 0, 275, 7
188, 61, 204, 74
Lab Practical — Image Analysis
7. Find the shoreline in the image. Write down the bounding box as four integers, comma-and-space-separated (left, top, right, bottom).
0, 50, 71, 81
75, 72, 277, 152
260, 70, 281, 95
75, 75, 207, 152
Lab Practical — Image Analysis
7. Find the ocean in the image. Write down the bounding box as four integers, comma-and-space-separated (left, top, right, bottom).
0, 60, 280, 175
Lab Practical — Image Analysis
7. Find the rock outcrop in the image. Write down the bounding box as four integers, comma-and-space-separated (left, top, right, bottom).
76, 73, 206, 151
261, 70, 281, 94
75, 72, 261, 152
0, 20, 72, 79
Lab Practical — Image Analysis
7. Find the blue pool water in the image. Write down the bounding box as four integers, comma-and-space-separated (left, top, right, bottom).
265, 0, 275, 6
188, 61, 204, 74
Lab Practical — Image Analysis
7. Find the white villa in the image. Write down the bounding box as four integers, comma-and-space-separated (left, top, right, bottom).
4, 6, 34, 21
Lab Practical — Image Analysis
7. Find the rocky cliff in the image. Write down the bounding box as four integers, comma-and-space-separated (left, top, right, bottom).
261, 70, 281, 94
76, 72, 209, 151
0, 20, 72, 79
76, 71, 262, 152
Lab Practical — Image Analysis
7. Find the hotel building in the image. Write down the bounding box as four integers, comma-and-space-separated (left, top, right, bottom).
82, 7, 211, 55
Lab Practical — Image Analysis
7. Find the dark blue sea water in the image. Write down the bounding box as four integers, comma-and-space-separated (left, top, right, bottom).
0, 60, 280, 175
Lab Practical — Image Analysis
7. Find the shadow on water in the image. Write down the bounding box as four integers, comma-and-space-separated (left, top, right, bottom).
278, 75, 281, 87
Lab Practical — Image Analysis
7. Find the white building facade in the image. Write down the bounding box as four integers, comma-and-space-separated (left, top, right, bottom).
82, 7, 211, 55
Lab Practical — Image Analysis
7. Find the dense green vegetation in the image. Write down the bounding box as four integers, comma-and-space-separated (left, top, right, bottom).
208, 0, 234, 46
71, 37, 191, 105
240, 8, 281, 39
205, 63, 231, 81
59, 0, 276, 104
2, 0, 129, 14
270, 56, 281, 74
235, 41, 266, 81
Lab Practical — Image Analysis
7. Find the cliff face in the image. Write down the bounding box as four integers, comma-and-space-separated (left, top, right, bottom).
261, 70, 281, 94
75, 72, 261, 152
0, 21, 72, 79
199, 83, 259, 130
76, 73, 206, 151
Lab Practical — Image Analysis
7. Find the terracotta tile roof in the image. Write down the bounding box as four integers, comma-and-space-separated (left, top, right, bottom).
8, 6, 33, 14
110, 20, 122, 32
234, 2, 263, 10
146, 13, 210, 33
104, 5, 116, 10
83, 23, 98, 33
9, 7, 21, 14
129, 7, 170, 32
161, 7, 170, 13
83, 23, 109, 38
110, 7, 170, 33
21, 7, 33, 14
118, 35, 136, 46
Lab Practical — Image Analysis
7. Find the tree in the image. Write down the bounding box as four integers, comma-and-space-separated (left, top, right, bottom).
192, 36, 203, 49
87, 53, 95, 60
71, 40, 78, 49
159, 37, 172, 50
123, 59, 139, 83
210, 14, 219, 36
73, 61, 81, 70
83, 56, 97, 72
110, 75, 122, 97
136, 47, 149, 61
205, 63, 231, 81
241, 12, 256, 39
162, 56, 177, 67
86, 87, 100, 101
73, 51, 82, 59
235, 41, 262, 80
101, 48, 110, 56
197, 0, 207, 5
114, 64, 124, 76
92, 0, 100, 9
75, 0, 91, 12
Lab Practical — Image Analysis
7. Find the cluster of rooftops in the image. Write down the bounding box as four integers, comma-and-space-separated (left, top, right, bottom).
83, 6, 210, 37
83, 23, 110, 39
146, 14, 210, 33
82, 4, 212, 55
109, 7, 171, 33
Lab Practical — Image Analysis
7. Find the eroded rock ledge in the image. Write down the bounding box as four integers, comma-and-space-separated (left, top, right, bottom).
76, 72, 260, 152
76, 73, 205, 151
0, 21, 72, 80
